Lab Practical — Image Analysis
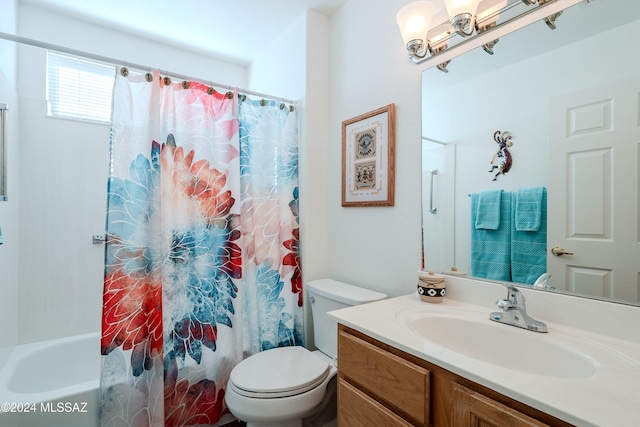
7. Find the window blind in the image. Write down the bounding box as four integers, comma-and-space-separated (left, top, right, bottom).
47, 51, 115, 123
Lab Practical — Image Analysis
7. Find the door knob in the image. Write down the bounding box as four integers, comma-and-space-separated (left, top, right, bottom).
551, 246, 574, 256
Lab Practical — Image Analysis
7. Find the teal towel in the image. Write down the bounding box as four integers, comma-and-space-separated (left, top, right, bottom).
471, 192, 511, 281
475, 190, 503, 230
511, 189, 547, 285
515, 187, 544, 231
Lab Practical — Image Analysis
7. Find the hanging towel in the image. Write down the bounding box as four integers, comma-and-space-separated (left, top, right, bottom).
511, 188, 547, 285
471, 192, 511, 281
515, 186, 544, 231
0, 226, 3, 245
474, 190, 503, 230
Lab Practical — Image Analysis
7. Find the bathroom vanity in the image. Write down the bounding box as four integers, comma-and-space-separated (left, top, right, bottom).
329, 276, 640, 427
338, 324, 569, 426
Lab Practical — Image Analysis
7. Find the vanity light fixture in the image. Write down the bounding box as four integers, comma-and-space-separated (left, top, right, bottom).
396, 0, 504, 70
397, 0, 583, 70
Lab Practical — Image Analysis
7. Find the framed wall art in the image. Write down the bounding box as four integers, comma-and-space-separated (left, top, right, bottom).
342, 103, 395, 207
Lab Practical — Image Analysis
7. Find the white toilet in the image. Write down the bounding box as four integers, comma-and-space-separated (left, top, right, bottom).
225, 278, 387, 427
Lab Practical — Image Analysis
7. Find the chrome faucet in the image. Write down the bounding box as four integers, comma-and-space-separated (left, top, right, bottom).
489, 284, 548, 333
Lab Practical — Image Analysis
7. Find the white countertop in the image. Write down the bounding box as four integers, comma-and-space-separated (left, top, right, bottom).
328, 277, 640, 427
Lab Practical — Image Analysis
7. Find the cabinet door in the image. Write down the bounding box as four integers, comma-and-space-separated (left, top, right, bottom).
452, 383, 551, 427
338, 378, 415, 427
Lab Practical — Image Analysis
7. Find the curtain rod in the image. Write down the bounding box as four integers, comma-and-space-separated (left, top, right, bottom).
0, 31, 299, 105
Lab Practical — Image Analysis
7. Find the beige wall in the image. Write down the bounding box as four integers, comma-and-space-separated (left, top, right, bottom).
327, 0, 424, 297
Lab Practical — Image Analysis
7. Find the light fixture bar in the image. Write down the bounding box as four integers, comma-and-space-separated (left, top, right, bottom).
414, 0, 583, 68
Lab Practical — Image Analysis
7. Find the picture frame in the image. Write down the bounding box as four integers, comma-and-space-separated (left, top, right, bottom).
342, 104, 395, 207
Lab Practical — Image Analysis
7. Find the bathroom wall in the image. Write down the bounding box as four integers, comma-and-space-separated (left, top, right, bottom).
327, 0, 423, 297
17, 3, 247, 87
326, 2, 640, 302
0, 0, 19, 362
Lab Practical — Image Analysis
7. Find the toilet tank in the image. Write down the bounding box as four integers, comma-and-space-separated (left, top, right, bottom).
307, 279, 387, 359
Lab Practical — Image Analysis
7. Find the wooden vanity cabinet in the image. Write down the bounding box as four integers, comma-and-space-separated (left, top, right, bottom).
338, 326, 430, 426
337, 325, 573, 427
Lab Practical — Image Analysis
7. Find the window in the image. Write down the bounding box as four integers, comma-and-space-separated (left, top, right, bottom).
46, 51, 115, 123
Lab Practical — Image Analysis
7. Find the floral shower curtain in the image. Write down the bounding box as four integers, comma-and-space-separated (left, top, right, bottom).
100, 69, 302, 427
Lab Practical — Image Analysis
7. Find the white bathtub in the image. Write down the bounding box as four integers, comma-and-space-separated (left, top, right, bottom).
0, 332, 100, 427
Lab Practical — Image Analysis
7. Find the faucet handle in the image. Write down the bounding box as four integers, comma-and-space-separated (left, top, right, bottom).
496, 299, 512, 310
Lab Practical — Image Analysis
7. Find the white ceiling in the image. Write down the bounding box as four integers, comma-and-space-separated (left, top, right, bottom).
20, 0, 350, 65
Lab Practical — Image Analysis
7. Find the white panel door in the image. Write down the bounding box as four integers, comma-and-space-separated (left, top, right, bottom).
548, 75, 640, 303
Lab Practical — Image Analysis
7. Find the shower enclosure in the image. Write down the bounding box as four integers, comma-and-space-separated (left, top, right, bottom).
17, 43, 108, 344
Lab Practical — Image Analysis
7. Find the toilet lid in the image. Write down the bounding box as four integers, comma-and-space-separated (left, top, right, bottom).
229, 346, 330, 398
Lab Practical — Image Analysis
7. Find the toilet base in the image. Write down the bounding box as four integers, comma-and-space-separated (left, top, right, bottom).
237, 375, 337, 427
302, 376, 337, 427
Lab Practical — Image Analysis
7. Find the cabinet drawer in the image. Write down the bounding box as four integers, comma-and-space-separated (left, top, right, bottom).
338, 378, 414, 427
338, 329, 429, 425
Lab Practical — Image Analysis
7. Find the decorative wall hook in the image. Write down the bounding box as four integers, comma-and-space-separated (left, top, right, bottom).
489, 130, 513, 181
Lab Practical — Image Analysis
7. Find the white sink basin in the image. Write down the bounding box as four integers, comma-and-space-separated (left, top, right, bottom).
407, 313, 598, 379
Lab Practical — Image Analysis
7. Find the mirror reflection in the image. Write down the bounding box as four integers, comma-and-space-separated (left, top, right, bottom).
422, 0, 640, 305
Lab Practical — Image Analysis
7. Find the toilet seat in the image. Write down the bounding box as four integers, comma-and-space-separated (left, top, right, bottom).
229, 346, 330, 399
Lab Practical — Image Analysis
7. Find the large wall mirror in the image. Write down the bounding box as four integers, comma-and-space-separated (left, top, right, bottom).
422, 0, 640, 306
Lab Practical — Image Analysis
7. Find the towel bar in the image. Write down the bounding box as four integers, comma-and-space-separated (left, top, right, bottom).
429, 169, 438, 214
